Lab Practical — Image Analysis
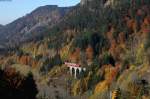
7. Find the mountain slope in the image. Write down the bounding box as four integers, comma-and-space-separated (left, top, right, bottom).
37, 0, 150, 98
0, 0, 150, 99
0, 5, 72, 47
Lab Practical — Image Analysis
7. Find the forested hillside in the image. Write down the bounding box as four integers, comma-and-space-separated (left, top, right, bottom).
0, 0, 150, 99
0, 5, 72, 48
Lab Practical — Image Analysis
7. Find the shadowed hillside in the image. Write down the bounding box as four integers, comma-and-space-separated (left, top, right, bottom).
0, 5, 72, 48
0, 68, 38, 99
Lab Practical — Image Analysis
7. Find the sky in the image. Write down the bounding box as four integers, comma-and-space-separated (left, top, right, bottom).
0, 0, 80, 25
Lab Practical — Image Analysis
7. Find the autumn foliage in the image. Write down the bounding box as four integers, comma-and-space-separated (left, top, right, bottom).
18, 55, 31, 65
69, 48, 80, 63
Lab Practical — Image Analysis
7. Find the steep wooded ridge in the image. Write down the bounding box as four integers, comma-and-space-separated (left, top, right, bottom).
0, 5, 72, 48
0, 0, 150, 99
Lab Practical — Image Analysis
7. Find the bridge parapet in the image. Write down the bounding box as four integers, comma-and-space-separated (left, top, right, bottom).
65, 62, 86, 78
